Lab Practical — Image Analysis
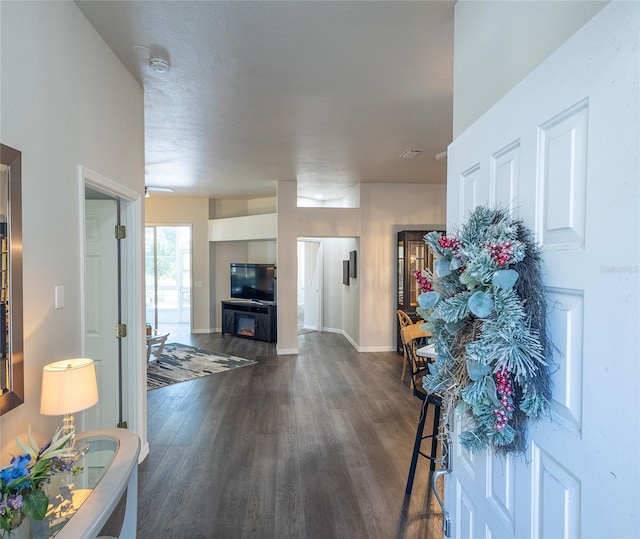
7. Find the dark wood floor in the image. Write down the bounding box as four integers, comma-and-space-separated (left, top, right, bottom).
101, 331, 444, 538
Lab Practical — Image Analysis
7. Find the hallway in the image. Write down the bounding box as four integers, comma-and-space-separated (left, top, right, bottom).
105, 331, 444, 538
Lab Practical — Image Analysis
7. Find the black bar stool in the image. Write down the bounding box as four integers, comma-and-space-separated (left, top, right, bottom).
401, 325, 442, 495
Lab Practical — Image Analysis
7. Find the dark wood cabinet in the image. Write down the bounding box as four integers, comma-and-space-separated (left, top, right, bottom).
221, 300, 277, 343
396, 229, 441, 351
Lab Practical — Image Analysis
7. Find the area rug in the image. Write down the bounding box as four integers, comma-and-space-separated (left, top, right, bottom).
147, 343, 257, 390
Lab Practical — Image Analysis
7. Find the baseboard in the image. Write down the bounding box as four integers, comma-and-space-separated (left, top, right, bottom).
322, 327, 342, 334
277, 346, 298, 355
322, 327, 394, 353
192, 328, 215, 334
341, 330, 358, 351
139, 441, 150, 463
357, 345, 396, 352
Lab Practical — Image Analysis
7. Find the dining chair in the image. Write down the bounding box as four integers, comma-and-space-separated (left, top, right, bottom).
397, 309, 418, 382
401, 323, 442, 496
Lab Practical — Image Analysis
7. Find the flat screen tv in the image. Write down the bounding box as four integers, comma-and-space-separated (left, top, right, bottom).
230, 263, 276, 302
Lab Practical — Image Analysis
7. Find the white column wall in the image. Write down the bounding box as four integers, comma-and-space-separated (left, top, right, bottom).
277, 180, 446, 354
0, 2, 144, 457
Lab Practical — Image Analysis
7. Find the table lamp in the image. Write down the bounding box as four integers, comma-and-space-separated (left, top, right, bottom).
40, 358, 99, 454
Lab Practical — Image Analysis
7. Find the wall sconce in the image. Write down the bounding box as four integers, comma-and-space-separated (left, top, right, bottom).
40, 358, 99, 455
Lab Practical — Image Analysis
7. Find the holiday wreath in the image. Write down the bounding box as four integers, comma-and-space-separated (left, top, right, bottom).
416, 206, 552, 455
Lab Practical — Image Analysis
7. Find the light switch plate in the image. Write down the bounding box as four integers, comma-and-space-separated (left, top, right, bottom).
55, 285, 64, 309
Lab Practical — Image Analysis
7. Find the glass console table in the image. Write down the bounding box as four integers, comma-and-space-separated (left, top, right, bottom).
29, 428, 140, 539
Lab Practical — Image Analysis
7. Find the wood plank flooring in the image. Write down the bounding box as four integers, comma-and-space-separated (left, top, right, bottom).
101, 331, 444, 538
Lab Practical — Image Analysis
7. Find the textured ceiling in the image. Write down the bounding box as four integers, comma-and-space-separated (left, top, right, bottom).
76, 1, 454, 200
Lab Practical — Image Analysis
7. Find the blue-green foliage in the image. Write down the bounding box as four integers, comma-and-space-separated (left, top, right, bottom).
418, 206, 551, 456
460, 377, 489, 406
432, 291, 472, 323
520, 386, 549, 418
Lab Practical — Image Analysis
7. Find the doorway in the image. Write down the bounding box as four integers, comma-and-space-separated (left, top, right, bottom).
81, 167, 145, 443
297, 240, 322, 333
145, 225, 192, 337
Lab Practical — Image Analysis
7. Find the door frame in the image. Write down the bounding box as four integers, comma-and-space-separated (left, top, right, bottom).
78, 166, 148, 460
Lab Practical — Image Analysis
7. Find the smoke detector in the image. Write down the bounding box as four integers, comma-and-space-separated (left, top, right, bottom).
133, 45, 171, 74
149, 57, 170, 74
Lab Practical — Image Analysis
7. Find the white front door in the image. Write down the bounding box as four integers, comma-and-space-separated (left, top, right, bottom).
85, 199, 120, 430
445, 4, 639, 538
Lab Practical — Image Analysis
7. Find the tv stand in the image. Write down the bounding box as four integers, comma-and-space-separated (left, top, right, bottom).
221, 300, 277, 343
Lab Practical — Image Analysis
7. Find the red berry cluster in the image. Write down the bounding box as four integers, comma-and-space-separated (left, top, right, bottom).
413, 269, 432, 293
438, 236, 461, 252
493, 369, 514, 431
486, 241, 515, 266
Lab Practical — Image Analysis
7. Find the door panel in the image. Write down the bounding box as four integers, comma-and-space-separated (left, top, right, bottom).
539, 100, 588, 249
85, 200, 119, 430
490, 141, 521, 218
545, 288, 584, 433
446, 4, 639, 538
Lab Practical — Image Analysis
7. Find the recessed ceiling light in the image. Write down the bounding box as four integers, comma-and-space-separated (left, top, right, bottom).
399, 149, 423, 159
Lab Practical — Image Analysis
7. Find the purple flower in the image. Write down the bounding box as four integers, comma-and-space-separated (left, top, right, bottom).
37, 439, 52, 459
6, 494, 23, 510
49, 456, 73, 473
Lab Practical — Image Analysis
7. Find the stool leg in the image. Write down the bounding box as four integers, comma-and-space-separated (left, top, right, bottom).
405, 398, 428, 496
429, 401, 441, 471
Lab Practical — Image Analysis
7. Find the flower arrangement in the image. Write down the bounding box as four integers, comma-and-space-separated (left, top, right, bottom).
0, 428, 74, 535
416, 206, 552, 455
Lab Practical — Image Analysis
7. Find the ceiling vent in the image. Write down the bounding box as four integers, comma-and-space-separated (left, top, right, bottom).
145, 186, 175, 197
399, 149, 423, 159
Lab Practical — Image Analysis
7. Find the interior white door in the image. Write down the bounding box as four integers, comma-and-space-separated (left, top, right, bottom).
303, 240, 321, 330
445, 4, 639, 538
85, 199, 120, 430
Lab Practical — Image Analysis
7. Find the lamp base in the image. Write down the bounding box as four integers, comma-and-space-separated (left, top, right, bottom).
59, 441, 89, 461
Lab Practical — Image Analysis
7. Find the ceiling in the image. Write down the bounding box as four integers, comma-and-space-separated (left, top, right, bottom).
76, 1, 454, 201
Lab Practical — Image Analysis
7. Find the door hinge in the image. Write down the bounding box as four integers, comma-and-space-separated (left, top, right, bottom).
115, 224, 126, 240
116, 323, 127, 338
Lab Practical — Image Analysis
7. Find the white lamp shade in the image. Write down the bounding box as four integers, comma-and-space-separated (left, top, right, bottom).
40, 358, 99, 416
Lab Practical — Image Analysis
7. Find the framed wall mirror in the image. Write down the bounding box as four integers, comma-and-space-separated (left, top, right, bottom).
0, 144, 24, 415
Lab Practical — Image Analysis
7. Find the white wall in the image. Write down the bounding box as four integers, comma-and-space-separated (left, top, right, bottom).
208, 197, 277, 330
317, 237, 358, 337
211, 240, 276, 331
145, 196, 212, 332
211, 196, 276, 218
341, 238, 359, 343
277, 180, 446, 354
0, 3, 144, 458
453, 0, 608, 136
